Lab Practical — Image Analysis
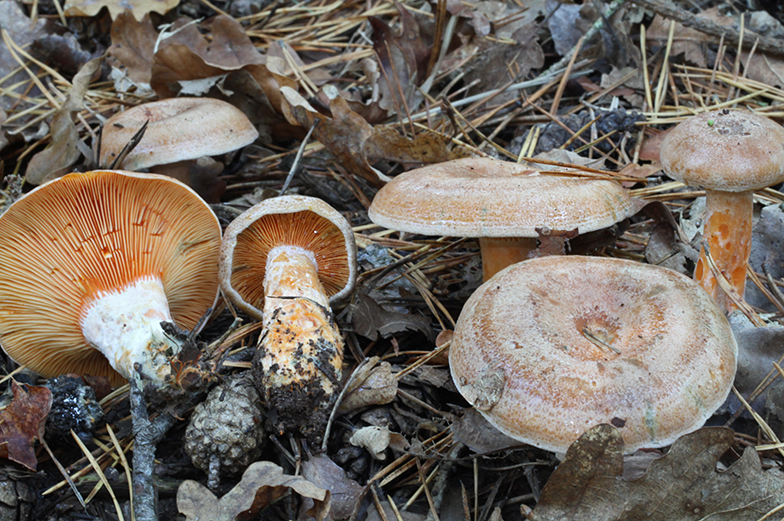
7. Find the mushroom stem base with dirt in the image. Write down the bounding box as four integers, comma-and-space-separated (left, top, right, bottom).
478, 237, 537, 280
253, 245, 344, 445
81, 278, 180, 384
693, 190, 753, 313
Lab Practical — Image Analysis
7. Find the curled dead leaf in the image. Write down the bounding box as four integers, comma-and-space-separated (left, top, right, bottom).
337, 359, 397, 415
177, 460, 330, 521
64, 0, 179, 20
531, 425, 784, 521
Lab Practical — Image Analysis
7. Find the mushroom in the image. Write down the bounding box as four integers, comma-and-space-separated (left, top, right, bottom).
368, 157, 638, 280
660, 109, 784, 312
449, 256, 737, 454
99, 97, 259, 202
219, 195, 357, 442
0, 170, 222, 387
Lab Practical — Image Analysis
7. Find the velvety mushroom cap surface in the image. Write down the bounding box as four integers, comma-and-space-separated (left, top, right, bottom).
450, 256, 737, 454
368, 157, 637, 237
99, 97, 259, 170
220, 195, 357, 320
0, 170, 221, 386
660, 109, 784, 192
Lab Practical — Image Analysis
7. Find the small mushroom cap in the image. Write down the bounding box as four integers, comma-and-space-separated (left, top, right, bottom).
368, 157, 637, 237
450, 256, 737, 454
100, 97, 259, 170
0, 170, 222, 386
660, 109, 784, 192
220, 195, 358, 320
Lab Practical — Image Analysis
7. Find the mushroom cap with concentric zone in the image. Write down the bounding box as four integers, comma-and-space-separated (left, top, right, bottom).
219, 195, 358, 321
660, 109, 784, 192
449, 256, 737, 454
0, 170, 222, 386
368, 157, 638, 237
100, 97, 259, 171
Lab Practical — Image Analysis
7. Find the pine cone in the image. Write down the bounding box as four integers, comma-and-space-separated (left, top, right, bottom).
184, 372, 265, 487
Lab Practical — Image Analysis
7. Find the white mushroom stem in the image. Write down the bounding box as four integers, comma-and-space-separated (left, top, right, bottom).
256, 245, 344, 438
81, 278, 180, 384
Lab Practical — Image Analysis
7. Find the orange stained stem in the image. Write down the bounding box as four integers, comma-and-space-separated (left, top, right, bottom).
478, 237, 538, 280
692, 190, 753, 313
260, 245, 343, 389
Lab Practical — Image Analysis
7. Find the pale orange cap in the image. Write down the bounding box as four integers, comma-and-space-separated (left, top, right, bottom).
660, 109, 784, 192
368, 157, 637, 237
100, 97, 259, 170
450, 256, 737, 454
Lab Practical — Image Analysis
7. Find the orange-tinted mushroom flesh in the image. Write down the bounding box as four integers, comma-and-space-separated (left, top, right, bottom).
692, 191, 753, 311
0, 171, 221, 386
219, 196, 357, 443
450, 256, 737, 454
660, 109, 784, 313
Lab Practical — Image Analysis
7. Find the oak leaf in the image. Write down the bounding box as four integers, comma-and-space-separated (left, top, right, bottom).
0, 382, 52, 471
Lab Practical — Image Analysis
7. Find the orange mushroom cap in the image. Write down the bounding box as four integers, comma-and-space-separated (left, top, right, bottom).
450, 256, 737, 454
368, 157, 637, 238
0, 170, 221, 386
219, 195, 358, 320
100, 97, 259, 170
660, 109, 784, 192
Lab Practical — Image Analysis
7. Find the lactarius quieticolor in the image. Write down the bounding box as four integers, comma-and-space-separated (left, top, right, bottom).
660, 109, 784, 312
450, 256, 737, 454
0, 171, 221, 387
99, 97, 258, 171
368, 157, 638, 280
219, 195, 357, 442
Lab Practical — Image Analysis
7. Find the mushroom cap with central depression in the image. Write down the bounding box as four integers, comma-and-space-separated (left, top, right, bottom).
449, 256, 737, 454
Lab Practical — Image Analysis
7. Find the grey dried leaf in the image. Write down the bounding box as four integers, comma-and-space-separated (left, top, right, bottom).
352, 292, 434, 341
452, 408, 520, 454
300, 454, 364, 521
337, 360, 397, 415
531, 425, 784, 521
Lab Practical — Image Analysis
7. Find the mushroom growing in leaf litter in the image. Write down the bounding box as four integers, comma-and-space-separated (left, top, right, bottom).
0, 170, 222, 387
449, 256, 737, 455
368, 157, 639, 280
219, 195, 357, 444
99, 97, 259, 171
660, 109, 784, 312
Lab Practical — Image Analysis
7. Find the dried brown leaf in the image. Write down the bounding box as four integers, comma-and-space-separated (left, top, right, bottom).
352, 293, 434, 341
0, 1, 48, 115
63, 0, 179, 20
106, 12, 157, 88
338, 361, 397, 415
25, 57, 102, 184
178, 460, 329, 521
531, 425, 784, 521
151, 16, 265, 98
363, 126, 470, 166
31, 34, 94, 78
300, 454, 364, 521
452, 408, 519, 454
0, 382, 52, 471
529, 227, 578, 258
370, 4, 430, 111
